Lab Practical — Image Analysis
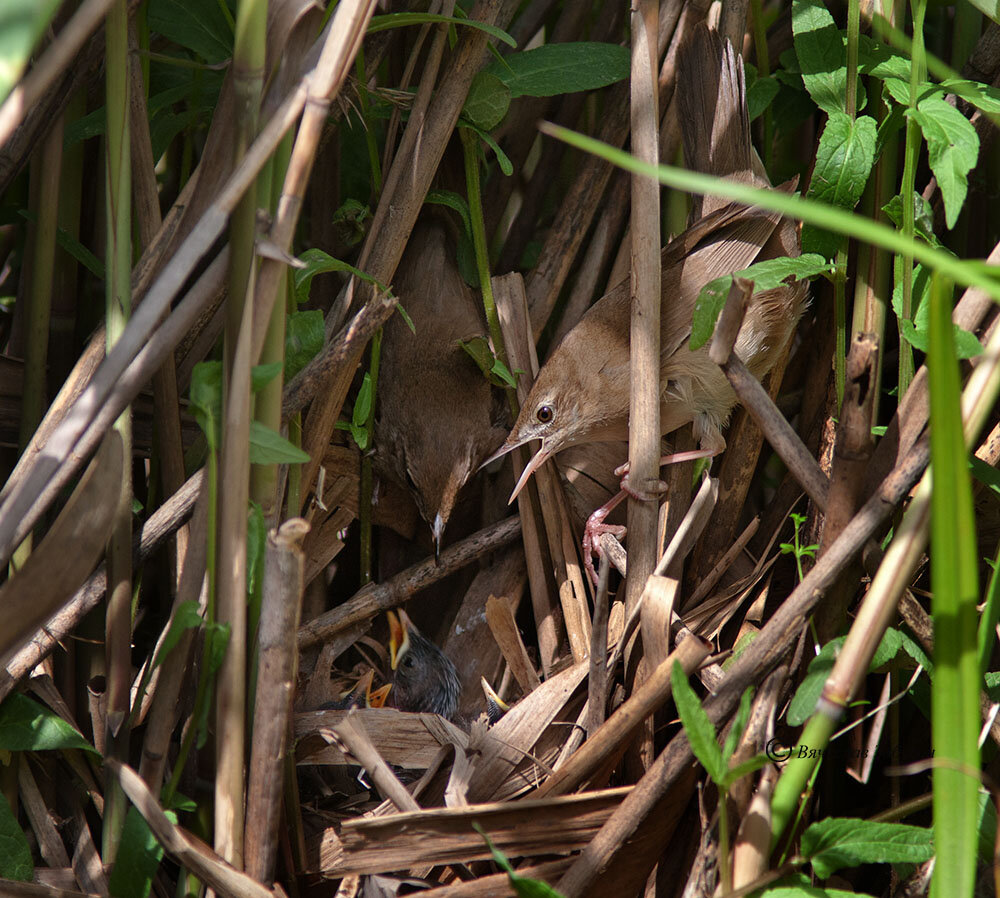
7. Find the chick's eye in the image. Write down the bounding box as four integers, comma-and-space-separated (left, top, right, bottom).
403, 655, 416, 669
536, 405, 554, 424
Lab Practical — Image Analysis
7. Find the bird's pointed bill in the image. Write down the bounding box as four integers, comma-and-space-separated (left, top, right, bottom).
387, 610, 410, 670
508, 440, 552, 503
368, 683, 391, 708
432, 513, 444, 563
479, 432, 531, 472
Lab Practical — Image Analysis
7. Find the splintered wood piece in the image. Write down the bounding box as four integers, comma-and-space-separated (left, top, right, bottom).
324, 787, 629, 875
485, 595, 542, 695
468, 661, 589, 803
295, 708, 467, 769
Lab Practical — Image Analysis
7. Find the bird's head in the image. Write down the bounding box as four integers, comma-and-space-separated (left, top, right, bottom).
386, 609, 461, 720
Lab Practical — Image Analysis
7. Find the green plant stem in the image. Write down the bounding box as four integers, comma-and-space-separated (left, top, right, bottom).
103, 0, 133, 864
717, 788, 732, 894
360, 329, 381, 584
833, 248, 847, 407
461, 127, 516, 415
356, 49, 382, 197
770, 704, 840, 849
898, 0, 927, 400
539, 124, 1000, 305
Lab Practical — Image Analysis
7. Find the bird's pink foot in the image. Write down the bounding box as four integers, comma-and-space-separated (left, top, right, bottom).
583, 500, 627, 586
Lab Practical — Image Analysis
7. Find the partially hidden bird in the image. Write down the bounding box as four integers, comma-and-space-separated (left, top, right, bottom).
374, 216, 509, 557
485, 24, 807, 582
386, 608, 462, 720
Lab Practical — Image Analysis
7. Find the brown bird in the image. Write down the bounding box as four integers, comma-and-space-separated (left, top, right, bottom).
375, 216, 509, 556
387, 609, 461, 720
486, 25, 807, 580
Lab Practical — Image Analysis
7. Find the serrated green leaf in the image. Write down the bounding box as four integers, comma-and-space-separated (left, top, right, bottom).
723, 687, 755, 762
154, 601, 203, 668
892, 263, 983, 359
366, 13, 515, 47
801, 113, 877, 258
910, 95, 979, 230
485, 42, 630, 98
248, 421, 311, 465
294, 248, 391, 306
0, 789, 32, 881
148, 0, 233, 63
792, 0, 847, 115
464, 71, 510, 131
108, 806, 170, 898
0, 0, 62, 105
801, 817, 933, 878
787, 639, 844, 726
0, 693, 97, 753
941, 78, 1000, 114
251, 362, 282, 393
690, 255, 832, 350
285, 309, 325, 381
671, 662, 726, 784
882, 192, 941, 247
189, 361, 223, 450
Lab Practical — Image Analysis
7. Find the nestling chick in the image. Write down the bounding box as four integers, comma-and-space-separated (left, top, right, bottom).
488, 25, 807, 521
387, 609, 461, 720
375, 217, 509, 555
318, 669, 391, 710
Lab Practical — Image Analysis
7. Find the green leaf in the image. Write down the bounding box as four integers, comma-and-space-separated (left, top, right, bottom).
723, 687, 754, 761
787, 639, 844, 726
285, 309, 325, 380
910, 95, 979, 230
671, 662, 726, 784
154, 601, 203, 668
0, 789, 32, 881
0, 693, 97, 753
724, 753, 770, 787
485, 42, 630, 98
366, 13, 516, 47
971, 455, 1000, 498
928, 271, 981, 898
882, 192, 941, 248
189, 361, 223, 450
425, 190, 474, 242
473, 823, 566, 898
248, 422, 311, 465
801, 817, 934, 878
759, 888, 877, 897
251, 362, 282, 393
246, 501, 266, 597
801, 113, 877, 258
395, 302, 416, 334
460, 122, 514, 175
463, 71, 511, 131
941, 78, 1000, 114
331, 198, 371, 247
690, 254, 832, 350
961, 0, 1000, 25
353, 373, 373, 428
491, 358, 518, 388
17, 209, 105, 279
0, 0, 62, 105
892, 264, 983, 359
148, 0, 233, 64
792, 0, 847, 115
108, 806, 170, 898
747, 73, 780, 123
294, 248, 391, 306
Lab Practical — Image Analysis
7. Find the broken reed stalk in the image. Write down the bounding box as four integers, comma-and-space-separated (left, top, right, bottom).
245, 519, 309, 884
624, 0, 662, 621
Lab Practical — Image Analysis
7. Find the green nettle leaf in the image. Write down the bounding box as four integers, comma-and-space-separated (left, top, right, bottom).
147, 0, 234, 64
0, 790, 32, 881
463, 71, 511, 131
108, 806, 171, 898
251, 362, 282, 393
801, 113, 877, 258
910, 95, 979, 230
941, 78, 1000, 114
474, 823, 566, 898
248, 421, 311, 465
787, 639, 844, 726
892, 264, 983, 359
285, 309, 325, 381
154, 601, 203, 668
690, 255, 832, 350
485, 42, 630, 98
189, 361, 223, 450
792, 0, 847, 115
331, 198, 371, 247
294, 248, 392, 306
671, 662, 726, 784
882, 192, 941, 248
800, 817, 934, 878
747, 74, 780, 122
0, 693, 97, 753
0, 0, 62, 105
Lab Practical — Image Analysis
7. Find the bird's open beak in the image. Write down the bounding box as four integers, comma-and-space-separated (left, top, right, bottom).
387, 609, 411, 671
368, 683, 391, 708
507, 440, 553, 504
479, 434, 553, 505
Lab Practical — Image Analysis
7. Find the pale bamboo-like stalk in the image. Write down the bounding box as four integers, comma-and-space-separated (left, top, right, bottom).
626, 0, 662, 624
245, 519, 308, 884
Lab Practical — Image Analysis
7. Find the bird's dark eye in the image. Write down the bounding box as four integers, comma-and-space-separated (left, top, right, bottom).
403, 655, 415, 669
536, 405, 554, 424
